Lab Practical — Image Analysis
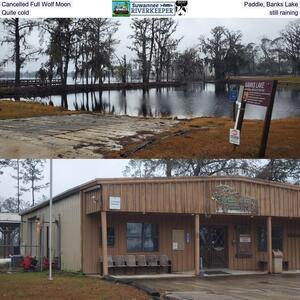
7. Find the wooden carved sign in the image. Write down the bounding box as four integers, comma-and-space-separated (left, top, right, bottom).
212, 185, 258, 215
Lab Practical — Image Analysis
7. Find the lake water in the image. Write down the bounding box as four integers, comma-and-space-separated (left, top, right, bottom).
18, 82, 300, 119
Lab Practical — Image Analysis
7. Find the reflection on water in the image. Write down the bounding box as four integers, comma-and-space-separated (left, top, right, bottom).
24, 83, 300, 119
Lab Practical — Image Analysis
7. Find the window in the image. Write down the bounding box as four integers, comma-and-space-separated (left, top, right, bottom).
100, 227, 115, 247
257, 225, 267, 252
272, 225, 283, 251
107, 227, 115, 247
127, 223, 159, 252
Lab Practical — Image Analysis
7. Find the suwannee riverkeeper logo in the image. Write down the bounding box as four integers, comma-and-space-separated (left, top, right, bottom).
112, 0, 188, 16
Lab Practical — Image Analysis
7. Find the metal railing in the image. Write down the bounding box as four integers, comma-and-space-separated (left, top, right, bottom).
0, 79, 62, 88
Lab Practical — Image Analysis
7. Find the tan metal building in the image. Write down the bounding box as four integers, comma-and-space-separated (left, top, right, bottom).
20, 177, 300, 275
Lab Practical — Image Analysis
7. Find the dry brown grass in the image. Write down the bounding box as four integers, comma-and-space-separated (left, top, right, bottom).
230, 76, 300, 86
111, 117, 300, 158
0, 100, 81, 119
0, 272, 150, 300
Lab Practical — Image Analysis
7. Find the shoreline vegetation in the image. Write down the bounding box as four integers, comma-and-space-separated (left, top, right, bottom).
0, 75, 299, 98
1, 18, 299, 96
0, 81, 182, 97
0, 100, 81, 119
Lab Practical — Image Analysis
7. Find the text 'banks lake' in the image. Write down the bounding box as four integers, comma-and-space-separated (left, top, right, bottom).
13, 83, 300, 119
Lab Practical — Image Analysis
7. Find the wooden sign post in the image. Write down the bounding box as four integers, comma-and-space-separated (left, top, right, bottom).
242, 80, 277, 158
258, 81, 277, 158
229, 80, 277, 157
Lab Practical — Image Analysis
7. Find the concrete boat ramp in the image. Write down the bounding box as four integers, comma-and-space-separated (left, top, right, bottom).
0, 114, 178, 158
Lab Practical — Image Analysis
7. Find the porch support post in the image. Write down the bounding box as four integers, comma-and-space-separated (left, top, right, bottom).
195, 214, 200, 276
101, 211, 108, 276
267, 216, 272, 274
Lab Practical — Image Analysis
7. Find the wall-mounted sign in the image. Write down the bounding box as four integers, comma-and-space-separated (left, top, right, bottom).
172, 242, 178, 250
109, 196, 121, 210
172, 229, 185, 251
239, 234, 251, 243
212, 185, 258, 215
243, 80, 275, 107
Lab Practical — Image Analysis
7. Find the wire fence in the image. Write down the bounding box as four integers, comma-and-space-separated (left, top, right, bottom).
0, 245, 60, 272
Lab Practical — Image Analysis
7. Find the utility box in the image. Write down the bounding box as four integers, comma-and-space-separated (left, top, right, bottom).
272, 250, 283, 273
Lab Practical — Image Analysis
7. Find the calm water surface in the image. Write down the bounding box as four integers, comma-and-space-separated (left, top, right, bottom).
20, 82, 300, 119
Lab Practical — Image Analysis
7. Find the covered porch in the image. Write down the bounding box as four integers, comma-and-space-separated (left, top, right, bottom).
83, 210, 300, 276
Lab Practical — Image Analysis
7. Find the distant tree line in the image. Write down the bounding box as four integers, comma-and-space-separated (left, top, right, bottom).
0, 159, 48, 213
0, 18, 299, 88
123, 159, 300, 184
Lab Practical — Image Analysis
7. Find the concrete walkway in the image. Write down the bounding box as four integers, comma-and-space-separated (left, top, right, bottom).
0, 114, 178, 158
135, 274, 300, 300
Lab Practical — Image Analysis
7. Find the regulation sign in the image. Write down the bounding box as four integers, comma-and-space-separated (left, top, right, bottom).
229, 128, 240, 145
242, 80, 275, 107
228, 85, 238, 102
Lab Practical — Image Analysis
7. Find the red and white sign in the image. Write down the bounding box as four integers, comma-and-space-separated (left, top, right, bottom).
229, 128, 240, 145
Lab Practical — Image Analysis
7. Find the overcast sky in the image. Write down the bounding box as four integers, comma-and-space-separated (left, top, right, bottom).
0, 18, 296, 72
0, 159, 129, 204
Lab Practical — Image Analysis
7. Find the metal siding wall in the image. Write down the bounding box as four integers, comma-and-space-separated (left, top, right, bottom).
100, 179, 300, 217
21, 192, 81, 272
85, 189, 101, 214
283, 219, 300, 270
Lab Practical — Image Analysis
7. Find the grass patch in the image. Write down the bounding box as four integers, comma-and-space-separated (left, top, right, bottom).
231, 75, 300, 86
0, 272, 150, 300
0, 100, 82, 119
112, 117, 300, 158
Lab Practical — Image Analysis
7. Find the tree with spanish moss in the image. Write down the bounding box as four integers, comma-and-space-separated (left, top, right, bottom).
0, 18, 38, 88
280, 20, 300, 75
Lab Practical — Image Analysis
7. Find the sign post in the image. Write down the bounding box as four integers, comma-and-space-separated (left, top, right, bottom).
243, 80, 277, 158
229, 86, 244, 147
258, 80, 277, 157
228, 84, 238, 122
229, 80, 277, 157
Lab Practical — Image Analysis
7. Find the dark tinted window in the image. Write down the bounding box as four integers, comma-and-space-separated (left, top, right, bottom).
257, 225, 267, 251
272, 225, 283, 251
107, 227, 115, 247
127, 223, 159, 252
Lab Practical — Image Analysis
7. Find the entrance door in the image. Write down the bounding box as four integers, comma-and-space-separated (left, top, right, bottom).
200, 225, 228, 268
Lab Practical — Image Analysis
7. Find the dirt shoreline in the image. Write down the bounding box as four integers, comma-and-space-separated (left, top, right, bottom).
109, 117, 300, 159
0, 101, 299, 158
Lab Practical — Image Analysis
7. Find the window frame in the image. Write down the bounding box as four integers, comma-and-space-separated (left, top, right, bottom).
126, 222, 159, 253
257, 224, 267, 252
272, 225, 283, 251
100, 226, 115, 248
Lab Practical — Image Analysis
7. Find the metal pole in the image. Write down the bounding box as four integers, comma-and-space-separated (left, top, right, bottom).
49, 159, 53, 280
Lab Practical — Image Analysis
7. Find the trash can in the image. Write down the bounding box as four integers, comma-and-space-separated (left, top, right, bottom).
272, 250, 283, 273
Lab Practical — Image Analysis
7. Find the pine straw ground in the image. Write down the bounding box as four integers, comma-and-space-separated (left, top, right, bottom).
110, 117, 300, 158
0, 272, 150, 300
